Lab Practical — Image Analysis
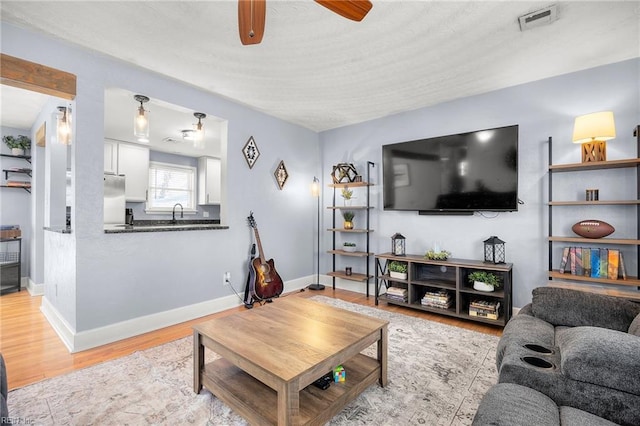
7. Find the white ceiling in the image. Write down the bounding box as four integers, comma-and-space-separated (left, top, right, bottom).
1, 1, 639, 133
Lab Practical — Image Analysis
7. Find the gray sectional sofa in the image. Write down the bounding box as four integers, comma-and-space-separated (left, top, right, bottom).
1, 354, 8, 425
474, 287, 640, 426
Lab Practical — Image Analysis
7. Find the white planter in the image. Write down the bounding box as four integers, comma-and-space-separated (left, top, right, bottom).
343, 245, 357, 253
473, 281, 495, 292
390, 271, 407, 280
11, 148, 24, 156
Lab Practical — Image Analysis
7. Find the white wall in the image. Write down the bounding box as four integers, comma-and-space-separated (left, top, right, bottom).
2, 23, 320, 345
319, 58, 640, 308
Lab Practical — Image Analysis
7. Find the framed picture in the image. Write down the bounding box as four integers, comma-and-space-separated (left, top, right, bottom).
274, 160, 288, 190
242, 136, 260, 169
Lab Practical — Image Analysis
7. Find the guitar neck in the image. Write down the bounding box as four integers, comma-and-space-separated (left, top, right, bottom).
253, 228, 268, 264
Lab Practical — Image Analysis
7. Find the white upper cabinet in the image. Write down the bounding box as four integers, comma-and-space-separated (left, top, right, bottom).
104, 140, 149, 202
198, 156, 221, 205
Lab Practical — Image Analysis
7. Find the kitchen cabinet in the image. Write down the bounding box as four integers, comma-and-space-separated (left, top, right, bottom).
104, 141, 117, 174
198, 156, 221, 205
104, 141, 149, 202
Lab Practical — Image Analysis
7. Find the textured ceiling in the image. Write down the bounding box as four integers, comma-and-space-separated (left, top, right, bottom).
1, 1, 639, 132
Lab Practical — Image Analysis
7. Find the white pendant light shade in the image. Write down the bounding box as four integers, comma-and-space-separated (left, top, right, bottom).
134, 95, 150, 143
57, 106, 72, 145
193, 112, 206, 149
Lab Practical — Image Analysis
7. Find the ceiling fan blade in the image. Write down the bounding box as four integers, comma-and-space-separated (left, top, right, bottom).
314, 0, 372, 22
238, 0, 266, 45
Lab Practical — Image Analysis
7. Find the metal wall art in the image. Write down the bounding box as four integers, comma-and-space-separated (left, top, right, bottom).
242, 136, 260, 169
274, 160, 288, 190
331, 163, 358, 183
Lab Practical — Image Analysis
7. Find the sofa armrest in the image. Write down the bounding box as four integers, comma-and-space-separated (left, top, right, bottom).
532, 287, 640, 331
557, 326, 640, 395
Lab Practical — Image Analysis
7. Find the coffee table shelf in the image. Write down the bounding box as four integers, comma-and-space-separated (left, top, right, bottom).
201, 353, 379, 425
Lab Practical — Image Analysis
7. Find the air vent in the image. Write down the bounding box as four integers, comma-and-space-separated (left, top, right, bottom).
519, 5, 558, 31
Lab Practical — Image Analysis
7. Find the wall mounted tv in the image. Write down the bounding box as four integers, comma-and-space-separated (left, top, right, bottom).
382, 125, 518, 215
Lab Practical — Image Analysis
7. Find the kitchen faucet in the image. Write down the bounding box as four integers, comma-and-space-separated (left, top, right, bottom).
172, 203, 184, 224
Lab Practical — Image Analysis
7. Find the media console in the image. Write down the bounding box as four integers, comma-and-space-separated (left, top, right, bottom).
375, 253, 513, 326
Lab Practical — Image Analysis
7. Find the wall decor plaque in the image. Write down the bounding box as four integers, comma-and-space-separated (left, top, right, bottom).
274, 160, 288, 190
242, 136, 260, 169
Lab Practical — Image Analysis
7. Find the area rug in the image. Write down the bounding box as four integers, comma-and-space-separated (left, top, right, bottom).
7, 296, 499, 425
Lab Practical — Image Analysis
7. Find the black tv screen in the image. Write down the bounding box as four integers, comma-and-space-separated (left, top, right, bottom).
382, 125, 518, 214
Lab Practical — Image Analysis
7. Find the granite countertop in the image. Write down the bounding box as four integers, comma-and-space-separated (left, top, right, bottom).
104, 219, 227, 234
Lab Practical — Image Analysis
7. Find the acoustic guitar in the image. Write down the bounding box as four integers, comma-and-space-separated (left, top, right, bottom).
247, 212, 284, 300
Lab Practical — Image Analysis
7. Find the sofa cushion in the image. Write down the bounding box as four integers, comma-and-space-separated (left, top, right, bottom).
532, 287, 640, 331
629, 313, 640, 336
472, 383, 559, 426
557, 326, 640, 395
559, 406, 619, 426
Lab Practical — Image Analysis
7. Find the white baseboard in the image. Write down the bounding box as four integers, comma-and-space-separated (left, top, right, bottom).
40, 297, 76, 352
26, 277, 44, 296
41, 277, 325, 353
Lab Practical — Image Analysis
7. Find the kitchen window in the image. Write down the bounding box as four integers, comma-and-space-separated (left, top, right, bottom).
146, 161, 197, 212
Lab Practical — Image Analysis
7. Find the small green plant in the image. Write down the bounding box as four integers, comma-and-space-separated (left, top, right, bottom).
343, 242, 356, 247
425, 250, 450, 260
341, 187, 353, 200
342, 211, 355, 221
3, 135, 31, 150
389, 260, 408, 273
468, 271, 502, 288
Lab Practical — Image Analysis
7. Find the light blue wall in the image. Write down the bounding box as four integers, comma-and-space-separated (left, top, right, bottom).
2, 22, 320, 332
319, 58, 639, 308
2, 20, 638, 337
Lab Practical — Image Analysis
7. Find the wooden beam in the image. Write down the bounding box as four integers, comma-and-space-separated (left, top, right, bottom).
1, 53, 76, 100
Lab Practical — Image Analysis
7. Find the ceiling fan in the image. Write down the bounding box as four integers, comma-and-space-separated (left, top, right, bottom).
238, 0, 373, 45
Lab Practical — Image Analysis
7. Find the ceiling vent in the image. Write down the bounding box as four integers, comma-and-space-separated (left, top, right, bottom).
519, 5, 558, 31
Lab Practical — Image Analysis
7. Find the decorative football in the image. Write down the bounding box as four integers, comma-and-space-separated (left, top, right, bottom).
571, 220, 615, 239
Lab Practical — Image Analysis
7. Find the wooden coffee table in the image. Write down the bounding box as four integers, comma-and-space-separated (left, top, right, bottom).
193, 297, 388, 425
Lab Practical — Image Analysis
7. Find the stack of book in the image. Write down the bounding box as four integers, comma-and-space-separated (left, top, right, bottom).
421, 288, 453, 309
6, 180, 31, 188
558, 247, 627, 279
0, 224, 21, 239
386, 287, 408, 302
469, 299, 501, 320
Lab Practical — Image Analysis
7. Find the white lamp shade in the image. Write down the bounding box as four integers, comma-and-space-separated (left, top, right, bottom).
572, 111, 616, 144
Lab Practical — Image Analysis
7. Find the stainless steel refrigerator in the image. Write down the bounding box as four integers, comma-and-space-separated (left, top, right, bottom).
104, 173, 126, 225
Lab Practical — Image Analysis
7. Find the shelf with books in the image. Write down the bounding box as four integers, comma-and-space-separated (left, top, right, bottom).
375, 253, 512, 326
546, 128, 640, 299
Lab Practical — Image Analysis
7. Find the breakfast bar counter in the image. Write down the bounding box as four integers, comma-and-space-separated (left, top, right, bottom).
104, 219, 228, 233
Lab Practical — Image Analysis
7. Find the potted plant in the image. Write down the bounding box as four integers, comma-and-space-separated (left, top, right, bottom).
341, 187, 354, 206
3, 135, 31, 156
388, 260, 408, 280
343, 242, 357, 253
342, 211, 355, 229
468, 271, 502, 292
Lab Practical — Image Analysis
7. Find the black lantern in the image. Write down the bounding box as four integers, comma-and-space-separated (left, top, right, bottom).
391, 233, 406, 256
484, 236, 505, 264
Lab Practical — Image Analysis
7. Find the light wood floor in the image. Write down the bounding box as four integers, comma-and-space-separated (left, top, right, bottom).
0, 287, 501, 390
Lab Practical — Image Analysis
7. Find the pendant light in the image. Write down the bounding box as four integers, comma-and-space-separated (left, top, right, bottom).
133, 94, 150, 143
56, 106, 72, 145
193, 112, 206, 149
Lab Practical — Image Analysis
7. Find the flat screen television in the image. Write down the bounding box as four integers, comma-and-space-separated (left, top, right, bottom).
382, 125, 518, 214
